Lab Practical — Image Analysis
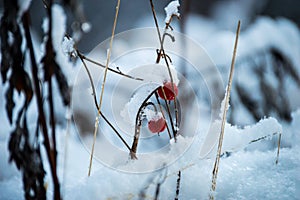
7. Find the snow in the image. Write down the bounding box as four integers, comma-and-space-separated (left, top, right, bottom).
1, 2, 300, 200
18, 0, 32, 17
0, 140, 19, 181
7, 31, 14, 46
144, 109, 163, 121
120, 64, 180, 126
56, 115, 299, 199
81, 22, 92, 33
62, 36, 77, 58
203, 17, 300, 68
120, 83, 159, 126
42, 4, 75, 78
67, 14, 300, 198
41, 4, 78, 124
164, 0, 180, 23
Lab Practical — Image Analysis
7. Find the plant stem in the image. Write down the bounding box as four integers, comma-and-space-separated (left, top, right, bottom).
79, 52, 132, 152
78, 52, 143, 81
22, 11, 61, 200
175, 171, 181, 200
88, 0, 121, 176
149, 0, 179, 139
161, 88, 177, 139
155, 93, 172, 139
209, 20, 241, 200
276, 133, 282, 165
48, 76, 57, 168
131, 86, 161, 159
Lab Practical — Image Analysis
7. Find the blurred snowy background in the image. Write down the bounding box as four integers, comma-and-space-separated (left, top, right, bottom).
22, 0, 300, 125
25, 0, 300, 52
1, 0, 300, 199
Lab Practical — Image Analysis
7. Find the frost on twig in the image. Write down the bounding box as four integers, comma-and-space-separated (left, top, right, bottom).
62, 36, 77, 58
164, 0, 180, 23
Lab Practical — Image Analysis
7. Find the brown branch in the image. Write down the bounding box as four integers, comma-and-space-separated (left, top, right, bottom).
48, 76, 57, 167
161, 87, 177, 139
149, 0, 179, 139
22, 11, 61, 200
155, 92, 172, 139
131, 86, 162, 159
78, 53, 132, 152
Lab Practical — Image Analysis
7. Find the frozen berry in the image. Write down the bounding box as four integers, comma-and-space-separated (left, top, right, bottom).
157, 82, 178, 100
148, 117, 166, 133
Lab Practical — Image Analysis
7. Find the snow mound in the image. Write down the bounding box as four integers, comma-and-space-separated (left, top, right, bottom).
200, 117, 282, 159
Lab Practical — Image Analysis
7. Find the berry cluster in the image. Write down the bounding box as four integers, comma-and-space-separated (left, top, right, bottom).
147, 81, 178, 133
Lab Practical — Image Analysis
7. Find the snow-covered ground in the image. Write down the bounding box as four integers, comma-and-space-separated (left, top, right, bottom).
1, 2, 300, 200
1, 111, 299, 199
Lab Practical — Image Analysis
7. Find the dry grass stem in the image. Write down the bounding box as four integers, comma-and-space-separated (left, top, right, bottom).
209, 20, 241, 200
276, 133, 282, 165
88, 0, 121, 176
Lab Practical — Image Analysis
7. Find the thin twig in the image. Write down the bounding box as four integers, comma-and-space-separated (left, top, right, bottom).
88, 0, 121, 176
248, 132, 278, 144
131, 86, 162, 159
78, 52, 143, 81
101, 112, 132, 151
79, 52, 132, 152
246, 131, 282, 165
174, 171, 181, 200
154, 166, 168, 200
154, 182, 161, 200
48, 76, 57, 169
149, 0, 179, 139
209, 20, 241, 200
155, 92, 172, 139
276, 133, 282, 165
161, 87, 177, 139
78, 53, 99, 108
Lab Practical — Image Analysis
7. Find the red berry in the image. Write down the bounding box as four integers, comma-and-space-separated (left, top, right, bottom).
157, 82, 178, 100
148, 117, 166, 133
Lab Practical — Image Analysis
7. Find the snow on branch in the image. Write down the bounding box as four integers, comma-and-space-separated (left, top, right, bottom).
164, 0, 180, 23
62, 36, 77, 58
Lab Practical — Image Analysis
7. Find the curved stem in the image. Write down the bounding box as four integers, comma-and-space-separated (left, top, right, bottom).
149, 0, 179, 139
131, 86, 161, 159
79, 52, 132, 151
155, 92, 172, 139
